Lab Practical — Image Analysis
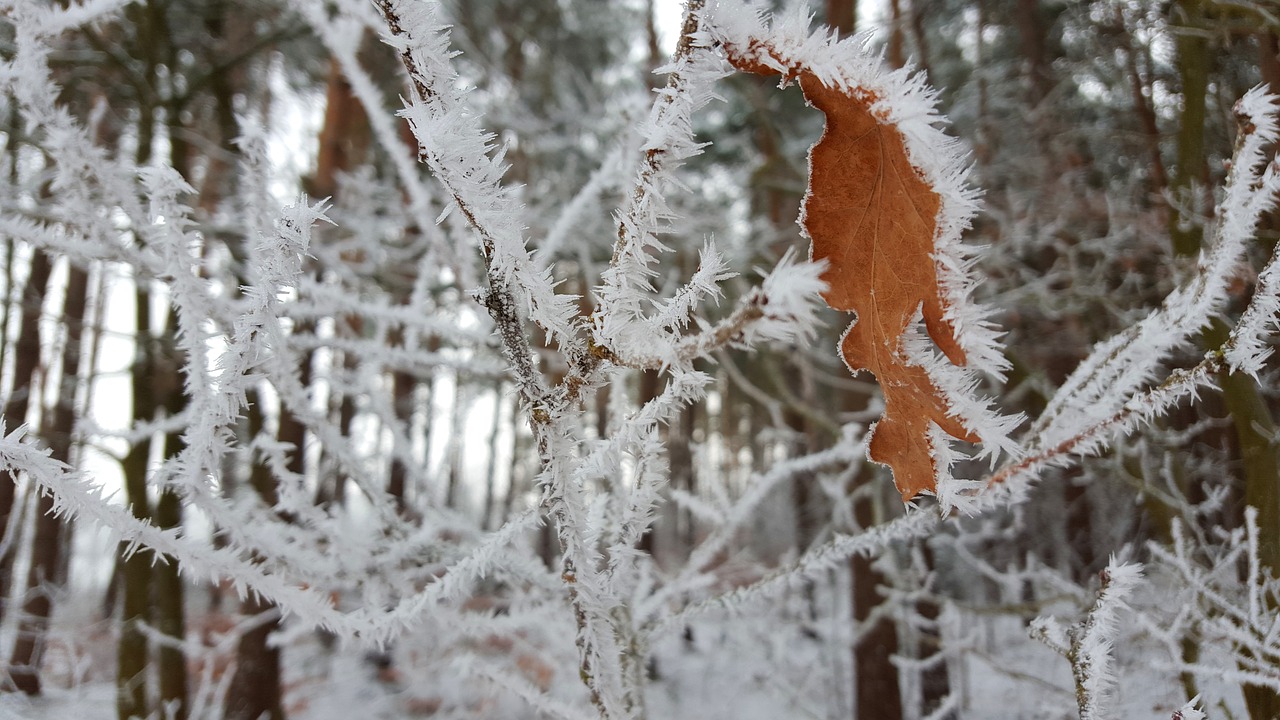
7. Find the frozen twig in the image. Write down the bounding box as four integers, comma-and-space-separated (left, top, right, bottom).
1032, 87, 1280, 450
1032, 558, 1144, 720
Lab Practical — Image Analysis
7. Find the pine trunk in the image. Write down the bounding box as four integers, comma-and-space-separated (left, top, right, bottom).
118, 288, 154, 720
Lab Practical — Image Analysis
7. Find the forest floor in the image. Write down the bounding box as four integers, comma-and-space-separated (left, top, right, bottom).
0, 590, 1249, 719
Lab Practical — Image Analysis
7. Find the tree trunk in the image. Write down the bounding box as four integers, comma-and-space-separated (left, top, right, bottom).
6, 262, 88, 694
154, 485, 188, 720
225, 406, 288, 720
444, 381, 466, 511
118, 288, 154, 720
1170, 5, 1279, 716
915, 546, 950, 717
118, 8, 162, 712
154, 75, 194, 711
224, 594, 284, 720
1262, 31, 1280, 95
388, 369, 416, 517
826, 0, 855, 37
843, 378, 900, 717
481, 382, 504, 531
309, 54, 369, 510
1014, 0, 1053, 104
636, 369, 661, 559
671, 403, 697, 552
8, 492, 62, 696
887, 0, 905, 69
0, 251, 53, 631
1210, 324, 1280, 719
852, 534, 902, 719
307, 56, 371, 199
153, 364, 187, 716
0, 103, 21, 379
502, 394, 523, 525
907, 0, 930, 77
328, 352, 356, 507
1170, 0, 1210, 257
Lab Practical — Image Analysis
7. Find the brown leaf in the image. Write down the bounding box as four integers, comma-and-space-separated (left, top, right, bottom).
728, 49, 977, 501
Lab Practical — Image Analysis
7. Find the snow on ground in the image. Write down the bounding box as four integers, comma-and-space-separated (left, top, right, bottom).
0, 578, 1254, 719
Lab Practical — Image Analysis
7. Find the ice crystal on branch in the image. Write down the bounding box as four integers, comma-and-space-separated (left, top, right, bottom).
1032, 557, 1144, 720
6, 0, 1280, 718
1034, 87, 1280, 451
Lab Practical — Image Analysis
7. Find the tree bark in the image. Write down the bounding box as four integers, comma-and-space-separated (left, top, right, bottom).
852, 527, 902, 719
0, 251, 52, 632
636, 369, 661, 560
7, 262, 88, 694
307, 56, 371, 200
915, 562, 950, 718
225, 406, 287, 720
1015, 0, 1053, 104
153, 29, 196, 711
826, 0, 855, 37
153, 336, 187, 717
1170, 6, 1279, 716
1210, 324, 1280, 719
1170, 0, 1210, 257
224, 594, 284, 720
887, 0, 905, 69
481, 381, 503, 531
671, 403, 697, 552
118, 4, 163, 713
908, 0, 930, 77
118, 287, 154, 720
0, 104, 21, 383
154, 462, 188, 719
388, 369, 416, 517
1262, 31, 1280, 94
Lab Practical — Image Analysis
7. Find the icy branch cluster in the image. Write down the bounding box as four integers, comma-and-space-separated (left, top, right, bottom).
1030, 88, 1280, 453
364, 3, 874, 714
1143, 511, 1280, 697
1031, 558, 1144, 720
0, 0, 525, 646
3, 0, 1280, 718
977, 88, 1280, 510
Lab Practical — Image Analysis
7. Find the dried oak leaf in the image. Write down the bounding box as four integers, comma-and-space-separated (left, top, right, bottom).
727, 49, 977, 501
